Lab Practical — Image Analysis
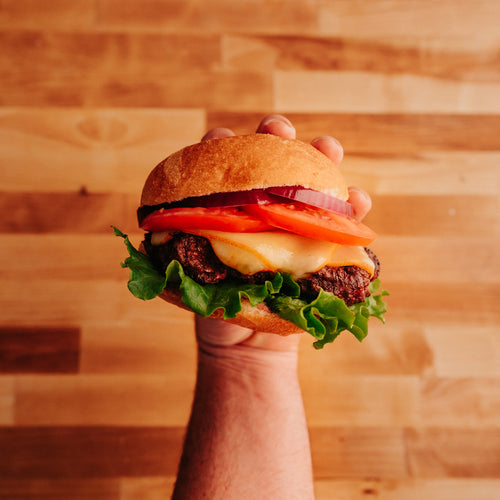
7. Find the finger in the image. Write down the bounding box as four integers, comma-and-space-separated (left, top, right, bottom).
310, 136, 344, 166
256, 114, 296, 139
348, 186, 372, 221
202, 127, 236, 141
309, 136, 371, 220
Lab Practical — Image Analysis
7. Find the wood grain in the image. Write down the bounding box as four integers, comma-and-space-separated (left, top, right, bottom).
207, 112, 500, 153
0, 426, 183, 478
0, 327, 80, 374
1, 0, 499, 498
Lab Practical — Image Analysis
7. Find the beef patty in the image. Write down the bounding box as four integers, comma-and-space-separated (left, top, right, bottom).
143, 232, 379, 306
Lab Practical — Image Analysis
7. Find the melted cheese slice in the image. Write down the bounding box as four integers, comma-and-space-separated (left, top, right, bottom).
188, 229, 374, 279
326, 245, 375, 275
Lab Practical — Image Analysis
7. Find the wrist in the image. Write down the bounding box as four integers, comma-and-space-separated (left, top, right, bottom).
197, 338, 299, 381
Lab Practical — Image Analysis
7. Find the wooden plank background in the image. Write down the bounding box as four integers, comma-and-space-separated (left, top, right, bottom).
1, 1, 499, 498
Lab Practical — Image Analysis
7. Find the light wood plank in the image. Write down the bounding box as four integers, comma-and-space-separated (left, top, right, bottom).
318, 0, 500, 50
303, 319, 500, 380
120, 477, 176, 500
421, 377, 500, 428
1, 477, 499, 500
80, 320, 196, 374
275, 70, 500, 114
0, 108, 205, 193
310, 427, 408, 478
0, 377, 14, 425
0, 234, 135, 281
6, 234, 496, 287
3, 277, 499, 334
0, 279, 192, 327
9, 112, 500, 195
14, 375, 194, 426
366, 194, 499, 238
299, 320, 434, 376
382, 281, 500, 325
302, 375, 420, 427
314, 478, 500, 500
373, 235, 500, 285
424, 325, 500, 378
405, 427, 500, 477
342, 152, 500, 196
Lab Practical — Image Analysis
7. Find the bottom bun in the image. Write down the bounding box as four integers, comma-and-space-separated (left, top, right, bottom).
159, 285, 303, 336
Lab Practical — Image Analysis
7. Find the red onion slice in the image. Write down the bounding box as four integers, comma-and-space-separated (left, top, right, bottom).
183, 189, 276, 208
137, 189, 274, 224
266, 186, 352, 217
137, 186, 351, 225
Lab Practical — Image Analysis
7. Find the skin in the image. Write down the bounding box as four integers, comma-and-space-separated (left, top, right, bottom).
171, 115, 372, 499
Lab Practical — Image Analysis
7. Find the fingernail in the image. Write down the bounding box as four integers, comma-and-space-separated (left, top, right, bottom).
310, 136, 344, 165
258, 115, 296, 138
261, 114, 293, 127
311, 136, 341, 147
348, 186, 370, 202
201, 127, 235, 141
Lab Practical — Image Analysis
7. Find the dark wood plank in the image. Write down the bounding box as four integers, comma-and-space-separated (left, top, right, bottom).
2, 191, 496, 238
0, 31, 220, 80
97, 0, 318, 33
0, 32, 271, 109
0, 478, 120, 500
226, 35, 499, 81
0, 1, 95, 29
0, 426, 184, 478
0, 191, 137, 233
0, 327, 80, 374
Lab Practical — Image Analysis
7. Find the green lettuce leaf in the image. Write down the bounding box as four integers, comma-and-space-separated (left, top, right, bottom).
114, 227, 389, 348
113, 227, 166, 299
165, 259, 283, 319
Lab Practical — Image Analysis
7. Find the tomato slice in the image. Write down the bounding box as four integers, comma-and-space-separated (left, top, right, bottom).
141, 206, 274, 233
244, 203, 377, 245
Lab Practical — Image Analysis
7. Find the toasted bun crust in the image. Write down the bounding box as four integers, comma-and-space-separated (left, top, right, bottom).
159, 286, 304, 336
140, 134, 348, 206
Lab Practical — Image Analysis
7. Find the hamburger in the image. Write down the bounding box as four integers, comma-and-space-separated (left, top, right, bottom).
115, 134, 388, 348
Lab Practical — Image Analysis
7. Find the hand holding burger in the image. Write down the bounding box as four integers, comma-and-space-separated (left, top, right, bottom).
115, 115, 388, 349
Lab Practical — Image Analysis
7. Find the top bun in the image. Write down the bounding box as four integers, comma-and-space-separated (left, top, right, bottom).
140, 134, 348, 206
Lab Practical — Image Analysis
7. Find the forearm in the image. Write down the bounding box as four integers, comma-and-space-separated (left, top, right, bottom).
172, 340, 314, 500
